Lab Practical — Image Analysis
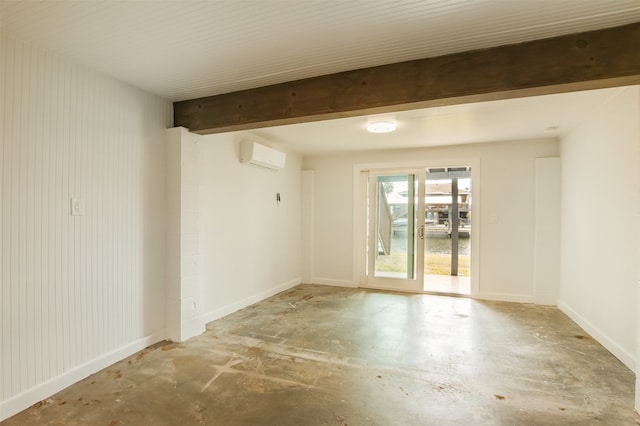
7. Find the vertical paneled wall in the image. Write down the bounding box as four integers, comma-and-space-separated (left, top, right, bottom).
0, 35, 171, 408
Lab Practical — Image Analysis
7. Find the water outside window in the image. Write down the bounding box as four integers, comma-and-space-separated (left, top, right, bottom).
424, 175, 472, 278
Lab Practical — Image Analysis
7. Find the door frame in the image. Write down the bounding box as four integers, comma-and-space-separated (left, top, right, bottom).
366, 169, 426, 292
353, 159, 481, 296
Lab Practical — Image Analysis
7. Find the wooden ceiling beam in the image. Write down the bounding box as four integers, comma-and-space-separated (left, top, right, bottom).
174, 22, 640, 134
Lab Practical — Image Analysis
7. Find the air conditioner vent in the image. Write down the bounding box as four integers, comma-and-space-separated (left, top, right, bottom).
240, 140, 286, 171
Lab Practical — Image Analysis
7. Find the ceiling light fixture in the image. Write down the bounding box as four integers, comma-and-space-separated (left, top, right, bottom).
367, 116, 396, 133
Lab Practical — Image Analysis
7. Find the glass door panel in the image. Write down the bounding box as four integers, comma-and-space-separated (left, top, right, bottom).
367, 170, 424, 291
423, 168, 472, 295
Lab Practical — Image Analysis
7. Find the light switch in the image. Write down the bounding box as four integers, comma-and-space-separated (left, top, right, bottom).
70, 198, 85, 216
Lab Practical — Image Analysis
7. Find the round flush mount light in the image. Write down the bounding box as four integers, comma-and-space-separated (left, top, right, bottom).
367, 117, 396, 133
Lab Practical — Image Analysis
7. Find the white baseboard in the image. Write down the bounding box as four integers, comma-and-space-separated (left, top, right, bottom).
558, 300, 636, 372
636, 376, 640, 412
474, 291, 534, 304
200, 278, 301, 325
0, 329, 167, 422
312, 278, 357, 288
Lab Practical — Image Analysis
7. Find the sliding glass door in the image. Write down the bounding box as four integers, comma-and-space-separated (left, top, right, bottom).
365, 167, 472, 295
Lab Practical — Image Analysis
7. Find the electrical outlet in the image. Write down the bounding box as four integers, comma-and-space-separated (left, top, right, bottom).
70, 198, 85, 216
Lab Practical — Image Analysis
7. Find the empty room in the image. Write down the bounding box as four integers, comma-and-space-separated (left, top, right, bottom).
2, 1, 640, 424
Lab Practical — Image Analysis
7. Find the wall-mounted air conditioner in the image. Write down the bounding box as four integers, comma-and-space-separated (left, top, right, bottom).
240, 140, 286, 171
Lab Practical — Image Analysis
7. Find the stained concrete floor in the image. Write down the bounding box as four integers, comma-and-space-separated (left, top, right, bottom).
4, 284, 639, 425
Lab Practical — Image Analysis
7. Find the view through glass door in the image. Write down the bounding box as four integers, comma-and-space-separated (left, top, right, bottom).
366, 167, 472, 295
367, 170, 425, 292
423, 167, 472, 295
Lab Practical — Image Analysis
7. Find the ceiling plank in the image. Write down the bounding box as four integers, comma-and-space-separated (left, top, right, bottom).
174, 22, 640, 134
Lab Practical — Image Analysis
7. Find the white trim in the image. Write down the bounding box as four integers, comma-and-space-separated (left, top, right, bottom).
558, 300, 636, 373
474, 292, 534, 304
200, 278, 301, 325
302, 171, 315, 284
360, 283, 427, 294
533, 157, 561, 306
636, 281, 640, 411
0, 330, 167, 422
312, 278, 357, 288
353, 170, 368, 287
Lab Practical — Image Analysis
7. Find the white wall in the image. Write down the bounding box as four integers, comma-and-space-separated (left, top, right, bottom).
534, 157, 561, 305
165, 128, 206, 342
198, 133, 302, 322
559, 86, 640, 372
0, 36, 172, 420
303, 154, 356, 287
303, 138, 559, 302
301, 170, 315, 284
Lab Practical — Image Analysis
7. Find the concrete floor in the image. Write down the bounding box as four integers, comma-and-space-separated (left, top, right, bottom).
4, 284, 639, 425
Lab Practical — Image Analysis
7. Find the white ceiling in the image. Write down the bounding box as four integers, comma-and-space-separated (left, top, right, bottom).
2, 0, 639, 102
1, 1, 639, 155
258, 86, 625, 155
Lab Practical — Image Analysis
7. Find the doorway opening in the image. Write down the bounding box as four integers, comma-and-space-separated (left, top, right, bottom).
365, 166, 472, 296
423, 167, 471, 295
